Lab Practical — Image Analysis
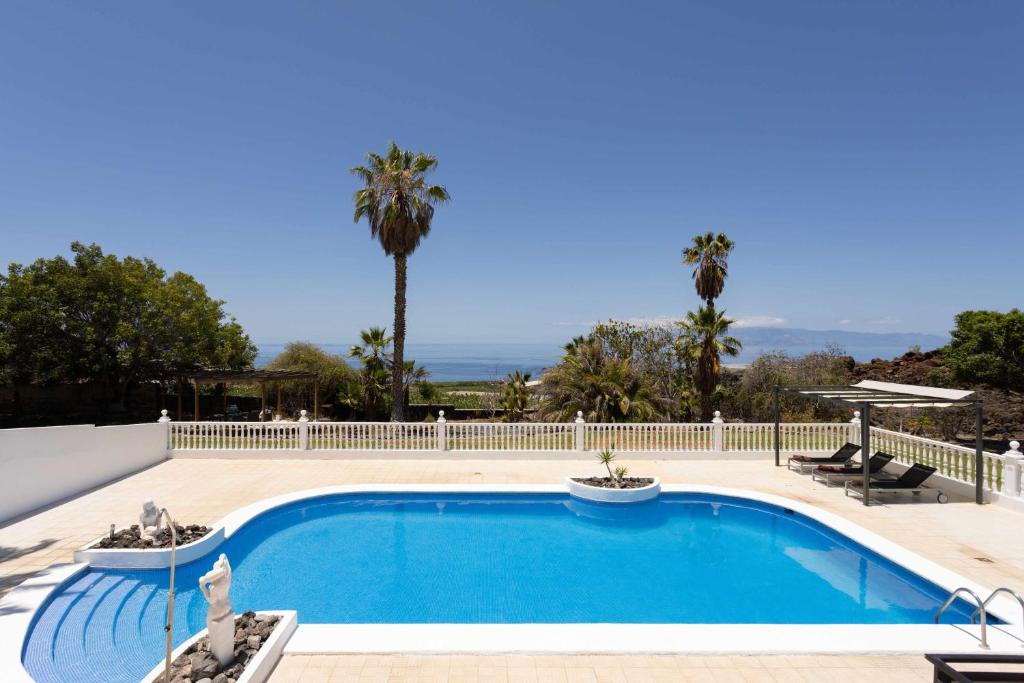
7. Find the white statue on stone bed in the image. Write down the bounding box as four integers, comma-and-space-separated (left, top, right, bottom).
139, 498, 163, 541
199, 553, 235, 666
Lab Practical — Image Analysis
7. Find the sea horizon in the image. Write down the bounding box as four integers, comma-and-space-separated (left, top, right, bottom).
256, 337, 944, 382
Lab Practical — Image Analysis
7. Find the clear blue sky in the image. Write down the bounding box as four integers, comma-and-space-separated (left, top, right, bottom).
2, 1, 1021, 344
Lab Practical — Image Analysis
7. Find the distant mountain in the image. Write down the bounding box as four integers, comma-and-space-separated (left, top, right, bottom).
729, 327, 949, 363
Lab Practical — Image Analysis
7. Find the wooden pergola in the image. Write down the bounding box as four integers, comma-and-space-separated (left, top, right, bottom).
180, 369, 319, 421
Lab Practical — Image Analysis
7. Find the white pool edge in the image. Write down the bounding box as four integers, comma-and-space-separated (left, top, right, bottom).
3, 483, 1023, 681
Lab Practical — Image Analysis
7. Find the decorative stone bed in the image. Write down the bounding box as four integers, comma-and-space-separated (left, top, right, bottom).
91, 523, 211, 549
571, 477, 655, 489
149, 614, 282, 683
565, 476, 662, 503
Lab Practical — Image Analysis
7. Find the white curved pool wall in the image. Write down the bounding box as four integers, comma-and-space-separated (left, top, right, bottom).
565, 477, 661, 503
4, 484, 1024, 683
140, 611, 296, 683
0, 423, 168, 524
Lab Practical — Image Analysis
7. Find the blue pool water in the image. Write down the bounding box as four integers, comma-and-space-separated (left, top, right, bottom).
23, 493, 978, 682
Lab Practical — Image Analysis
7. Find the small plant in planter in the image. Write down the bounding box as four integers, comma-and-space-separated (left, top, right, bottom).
573, 446, 655, 490
566, 445, 661, 502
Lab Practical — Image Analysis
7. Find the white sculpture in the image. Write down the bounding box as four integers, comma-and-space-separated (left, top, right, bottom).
139, 499, 163, 541
199, 553, 235, 666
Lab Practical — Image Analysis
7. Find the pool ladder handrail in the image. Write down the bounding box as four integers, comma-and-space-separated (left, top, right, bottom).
935, 587, 989, 650
971, 587, 1024, 645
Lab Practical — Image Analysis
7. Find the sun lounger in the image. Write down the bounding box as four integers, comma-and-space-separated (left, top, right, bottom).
925, 653, 1024, 682
811, 452, 895, 487
845, 463, 948, 503
787, 442, 860, 473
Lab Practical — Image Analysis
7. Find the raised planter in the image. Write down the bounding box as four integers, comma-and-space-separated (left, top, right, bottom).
142, 610, 297, 683
565, 476, 661, 503
74, 526, 226, 569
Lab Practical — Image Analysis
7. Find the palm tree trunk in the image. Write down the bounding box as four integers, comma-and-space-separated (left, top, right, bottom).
391, 253, 407, 421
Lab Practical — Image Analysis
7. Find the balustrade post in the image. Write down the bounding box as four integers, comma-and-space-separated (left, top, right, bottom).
711, 411, 725, 452
1001, 441, 1023, 498
298, 410, 309, 450
574, 411, 586, 451
849, 410, 861, 446
158, 409, 172, 450
436, 410, 448, 451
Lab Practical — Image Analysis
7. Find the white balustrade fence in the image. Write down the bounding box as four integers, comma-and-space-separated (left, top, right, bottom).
446, 422, 575, 451
160, 410, 1024, 502
308, 421, 436, 450
869, 426, 1005, 492
722, 422, 853, 453
166, 410, 858, 454
586, 423, 714, 452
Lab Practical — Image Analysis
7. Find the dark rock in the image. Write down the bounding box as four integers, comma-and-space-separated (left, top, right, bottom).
153, 613, 279, 683
570, 476, 655, 489
189, 651, 219, 681
92, 523, 212, 550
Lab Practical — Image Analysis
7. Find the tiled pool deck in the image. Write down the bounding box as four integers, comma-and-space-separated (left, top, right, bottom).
3, 457, 1023, 681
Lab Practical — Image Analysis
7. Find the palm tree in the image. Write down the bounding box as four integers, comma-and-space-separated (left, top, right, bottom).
681, 232, 735, 308
351, 142, 450, 420
539, 338, 661, 423
500, 370, 532, 422
348, 327, 393, 419
677, 307, 742, 421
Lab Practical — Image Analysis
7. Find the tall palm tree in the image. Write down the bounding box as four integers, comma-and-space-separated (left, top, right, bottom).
681, 232, 735, 308
351, 142, 450, 420
677, 307, 742, 421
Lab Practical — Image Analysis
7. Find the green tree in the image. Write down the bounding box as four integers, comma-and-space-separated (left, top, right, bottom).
351, 142, 450, 421
346, 327, 428, 419
348, 327, 393, 419
0, 242, 255, 413
266, 341, 358, 414
539, 338, 661, 422
945, 309, 1024, 390
681, 232, 734, 308
500, 370, 532, 422
590, 320, 691, 420
677, 307, 741, 421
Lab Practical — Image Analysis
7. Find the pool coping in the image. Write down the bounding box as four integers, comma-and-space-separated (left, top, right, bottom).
3, 484, 1024, 681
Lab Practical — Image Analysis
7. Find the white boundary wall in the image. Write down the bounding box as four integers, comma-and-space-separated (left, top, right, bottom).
0, 423, 168, 523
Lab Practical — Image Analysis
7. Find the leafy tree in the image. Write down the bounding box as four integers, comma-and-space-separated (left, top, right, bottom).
677, 306, 741, 421
265, 341, 358, 414
681, 232, 734, 308
945, 309, 1024, 390
539, 338, 661, 422
721, 346, 852, 421
590, 320, 691, 420
500, 370, 532, 422
351, 142, 450, 421
0, 242, 255, 412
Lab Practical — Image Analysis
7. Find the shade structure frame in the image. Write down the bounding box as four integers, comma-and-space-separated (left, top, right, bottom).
773, 383, 984, 506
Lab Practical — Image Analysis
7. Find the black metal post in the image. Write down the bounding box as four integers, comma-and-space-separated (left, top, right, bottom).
861, 402, 871, 506
773, 387, 780, 466
975, 401, 984, 505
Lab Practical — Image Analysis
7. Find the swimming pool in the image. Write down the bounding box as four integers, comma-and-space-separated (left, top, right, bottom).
21, 491, 981, 682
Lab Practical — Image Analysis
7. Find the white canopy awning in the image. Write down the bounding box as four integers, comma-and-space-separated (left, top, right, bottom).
851, 380, 974, 408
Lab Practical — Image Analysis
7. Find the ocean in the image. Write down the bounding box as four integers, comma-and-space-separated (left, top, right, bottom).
255, 341, 926, 382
